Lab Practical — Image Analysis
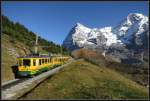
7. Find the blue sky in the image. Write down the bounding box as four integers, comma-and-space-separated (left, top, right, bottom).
2, 1, 149, 45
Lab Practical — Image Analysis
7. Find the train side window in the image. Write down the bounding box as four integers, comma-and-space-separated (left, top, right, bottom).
45, 59, 47, 64
39, 59, 42, 65
42, 59, 44, 64
33, 59, 36, 66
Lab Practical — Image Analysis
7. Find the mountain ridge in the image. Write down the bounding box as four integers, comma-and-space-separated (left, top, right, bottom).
63, 13, 149, 64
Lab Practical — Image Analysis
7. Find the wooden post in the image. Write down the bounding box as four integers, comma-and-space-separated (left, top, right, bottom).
35, 34, 38, 54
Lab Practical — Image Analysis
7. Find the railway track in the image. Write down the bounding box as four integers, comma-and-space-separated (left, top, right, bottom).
2, 78, 29, 90
2, 79, 20, 86
1, 59, 74, 100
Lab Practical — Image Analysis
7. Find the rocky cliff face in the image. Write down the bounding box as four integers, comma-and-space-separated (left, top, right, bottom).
63, 13, 149, 64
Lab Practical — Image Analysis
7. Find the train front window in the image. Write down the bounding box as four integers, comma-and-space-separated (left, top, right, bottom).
19, 60, 22, 66
23, 59, 30, 66
33, 59, 36, 66
39, 59, 42, 65
45, 59, 47, 64
42, 59, 44, 64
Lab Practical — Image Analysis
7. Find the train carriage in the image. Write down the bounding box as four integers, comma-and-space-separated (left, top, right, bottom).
17, 55, 70, 77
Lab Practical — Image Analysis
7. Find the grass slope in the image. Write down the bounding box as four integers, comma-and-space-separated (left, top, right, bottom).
72, 48, 149, 86
20, 59, 148, 100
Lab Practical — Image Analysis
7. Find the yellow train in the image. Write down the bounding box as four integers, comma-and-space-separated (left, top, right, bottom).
17, 55, 70, 77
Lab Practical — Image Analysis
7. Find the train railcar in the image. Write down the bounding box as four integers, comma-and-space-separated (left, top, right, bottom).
17, 55, 70, 77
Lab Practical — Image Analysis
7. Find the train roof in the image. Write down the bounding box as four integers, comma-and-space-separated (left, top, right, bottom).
18, 56, 50, 58
17, 54, 68, 58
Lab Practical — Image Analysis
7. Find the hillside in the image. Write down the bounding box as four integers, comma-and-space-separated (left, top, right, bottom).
1, 15, 70, 82
1, 34, 31, 82
20, 59, 148, 100
72, 48, 149, 87
1, 34, 49, 82
2, 15, 69, 55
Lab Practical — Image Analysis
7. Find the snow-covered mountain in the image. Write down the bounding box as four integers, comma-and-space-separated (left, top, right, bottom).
113, 13, 149, 45
63, 13, 149, 64
63, 24, 122, 50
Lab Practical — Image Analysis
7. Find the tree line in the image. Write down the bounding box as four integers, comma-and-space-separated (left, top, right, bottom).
2, 15, 70, 55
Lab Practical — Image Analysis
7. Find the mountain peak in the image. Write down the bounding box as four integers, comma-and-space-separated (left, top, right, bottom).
128, 13, 145, 17
74, 22, 91, 33
113, 13, 148, 38
75, 22, 90, 29
76, 22, 84, 26
127, 13, 148, 22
